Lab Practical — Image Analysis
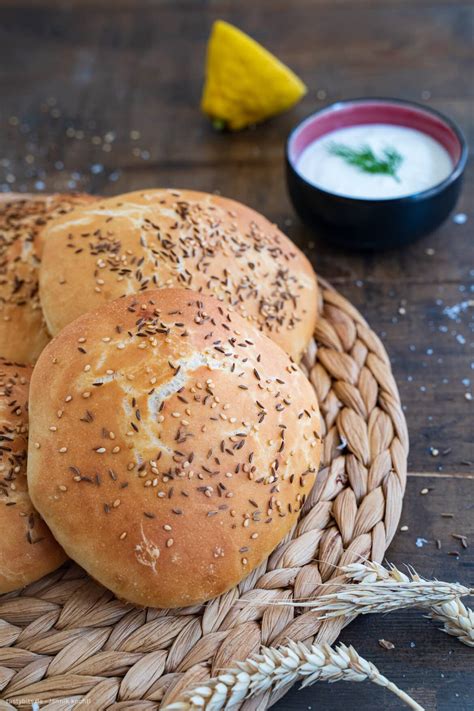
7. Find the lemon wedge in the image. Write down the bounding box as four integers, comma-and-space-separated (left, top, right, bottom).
201, 20, 307, 131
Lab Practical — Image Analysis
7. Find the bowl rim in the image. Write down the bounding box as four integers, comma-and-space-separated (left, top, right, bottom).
286, 96, 469, 204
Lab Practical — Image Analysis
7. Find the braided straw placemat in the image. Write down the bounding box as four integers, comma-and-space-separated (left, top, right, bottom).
0, 276, 408, 710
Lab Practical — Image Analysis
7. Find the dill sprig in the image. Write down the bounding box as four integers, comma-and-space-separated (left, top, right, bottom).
328, 142, 403, 182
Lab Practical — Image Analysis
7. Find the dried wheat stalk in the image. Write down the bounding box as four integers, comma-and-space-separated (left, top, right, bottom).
261, 561, 471, 618
428, 599, 474, 647
164, 640, 424, 711
346, 562, 474, 647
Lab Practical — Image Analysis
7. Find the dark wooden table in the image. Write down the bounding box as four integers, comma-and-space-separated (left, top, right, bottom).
0, 1, 472, 709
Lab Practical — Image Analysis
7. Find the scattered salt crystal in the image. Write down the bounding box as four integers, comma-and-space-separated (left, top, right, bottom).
416, 538, 428, 548
425, 247, 435, 256
453, 213, 467, 225
465, 393, 473, 401
443, 300, 474, 320
336, 436, 348, 451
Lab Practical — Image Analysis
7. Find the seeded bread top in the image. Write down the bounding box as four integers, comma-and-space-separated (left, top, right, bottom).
39, 189, 318, 361
0, 358, 66, 593
27, 288, 322, 608
0, 192, 96, 364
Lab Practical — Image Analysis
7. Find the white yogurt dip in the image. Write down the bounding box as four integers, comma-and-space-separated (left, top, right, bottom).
296, 124, 453, 200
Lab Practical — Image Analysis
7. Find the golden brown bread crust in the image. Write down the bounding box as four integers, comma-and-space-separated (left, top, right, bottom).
0, 192, 96, 364
39, 189, 318, 361
28, 288, 322, 608
0, 358, 66, 593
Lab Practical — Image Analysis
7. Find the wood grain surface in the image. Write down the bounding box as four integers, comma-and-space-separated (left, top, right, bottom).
0, 1, 472, 709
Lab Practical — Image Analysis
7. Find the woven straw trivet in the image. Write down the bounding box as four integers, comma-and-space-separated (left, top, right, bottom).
0, 276, 408, 711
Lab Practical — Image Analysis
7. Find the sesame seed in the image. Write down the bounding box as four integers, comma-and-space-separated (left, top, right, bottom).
119, 532, 127, 540
166, 538, 174, 547
59, 447, 68, 453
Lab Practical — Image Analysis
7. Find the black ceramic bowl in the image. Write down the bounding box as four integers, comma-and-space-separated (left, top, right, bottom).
286, 98, 468, 250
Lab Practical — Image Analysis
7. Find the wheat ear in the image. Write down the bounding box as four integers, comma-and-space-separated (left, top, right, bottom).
346, 562, 474, 647
164, 640, 424, 711
428, 598, 474, 647
265, 561, 471, 618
